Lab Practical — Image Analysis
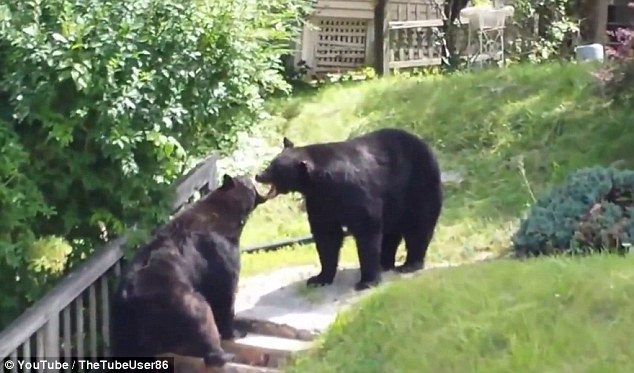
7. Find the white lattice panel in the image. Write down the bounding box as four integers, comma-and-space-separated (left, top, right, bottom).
313, 17, 368, 73
389, 1, 443, 22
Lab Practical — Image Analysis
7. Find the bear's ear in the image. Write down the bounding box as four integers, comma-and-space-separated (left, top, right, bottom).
283, 137, 295, 149
219, 174, 235, 191
297, 160, 313, 179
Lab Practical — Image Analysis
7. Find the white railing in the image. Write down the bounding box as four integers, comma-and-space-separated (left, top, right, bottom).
0, 155, 219, 372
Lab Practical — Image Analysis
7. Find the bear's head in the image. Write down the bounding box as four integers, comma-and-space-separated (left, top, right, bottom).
172, 174, 267, 240
255, 137, 314, 199
204, 174, 268, 231
217, 173, 267, 211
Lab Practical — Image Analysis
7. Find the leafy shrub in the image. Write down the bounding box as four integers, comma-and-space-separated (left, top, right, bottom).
508, 0, 579, 62
595, 10, 634, 104
512, 167, 634, 257
25, 236, 73, 278
0, 0, 310, 326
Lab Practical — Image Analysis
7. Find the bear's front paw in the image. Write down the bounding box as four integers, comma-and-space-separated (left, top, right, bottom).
220, 327, 247, 341
231, 327, 248, 340
204, 351, 234, 367
306, 273, 334, 287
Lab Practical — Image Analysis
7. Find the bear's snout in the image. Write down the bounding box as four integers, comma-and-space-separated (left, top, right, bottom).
255, 172, 269, 184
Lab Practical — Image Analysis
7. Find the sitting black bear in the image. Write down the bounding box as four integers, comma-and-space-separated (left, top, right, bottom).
110, 174, 266, 366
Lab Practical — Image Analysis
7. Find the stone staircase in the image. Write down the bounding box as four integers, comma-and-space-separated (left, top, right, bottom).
164, 318, 315, 373
161, 259, 495, 373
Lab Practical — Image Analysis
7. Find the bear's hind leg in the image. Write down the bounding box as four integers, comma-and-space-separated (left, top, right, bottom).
306, 224, 345, 287
380, 232, 402, 271
209, 291, 245, 341
195, 233, 244, 341
397, 187, 442, 273
397, 230, 428, 273
175, 291, 234, 367
353, 230, 383, 291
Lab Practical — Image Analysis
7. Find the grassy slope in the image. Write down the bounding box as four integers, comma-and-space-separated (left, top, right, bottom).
240, 62, 634, 276
236, 62, 634, 372
286, 255, 634, 373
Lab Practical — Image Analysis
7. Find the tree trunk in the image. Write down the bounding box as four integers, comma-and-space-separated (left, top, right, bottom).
580, 0, 609, 44
373, 0, 389, 76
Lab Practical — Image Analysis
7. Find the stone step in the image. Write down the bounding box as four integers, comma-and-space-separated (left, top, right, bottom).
223, 363, 281, 373
158, 353, 281, 373
234, 318, 317, 341
221, 333, 313, 368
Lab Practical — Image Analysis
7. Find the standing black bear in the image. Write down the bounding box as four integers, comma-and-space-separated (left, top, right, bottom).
255, 128, 443, 291
110, 174, 266, 367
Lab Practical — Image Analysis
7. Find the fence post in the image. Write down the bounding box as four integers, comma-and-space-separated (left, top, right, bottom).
382, 2, 391, 76
208, 157, 219, 192
44, 316, 60, 368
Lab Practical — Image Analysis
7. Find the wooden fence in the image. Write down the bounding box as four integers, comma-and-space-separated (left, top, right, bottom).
0, 153, 348, 372
386, 19, 445, 70
384, 15, 516, 73
0, 155, 221, 372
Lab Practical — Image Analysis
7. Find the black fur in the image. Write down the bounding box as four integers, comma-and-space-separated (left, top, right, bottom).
110, 175, 266, 366
255, 128, 443, 291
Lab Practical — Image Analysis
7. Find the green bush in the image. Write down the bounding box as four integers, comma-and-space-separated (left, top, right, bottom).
0, 0, 309, 326
508, 0, 579, 62
595, 26, 634, 104
512, 167, 634, 257
25, 236, 72, 274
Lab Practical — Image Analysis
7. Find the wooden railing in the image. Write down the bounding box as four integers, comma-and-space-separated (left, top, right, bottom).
0, 154, 336, 371
0, 152, 347, 371
386, 16, 518, 73
0, 155, 219, 372
386, 19, 447, 70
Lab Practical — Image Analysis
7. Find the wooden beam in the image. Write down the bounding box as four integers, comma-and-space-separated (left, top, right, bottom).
383, 2, 391, 76
595, 0, 609, 44
580, 0, 610, 44
389, 19, 445, 29
373, 0, 390, 76
389, 58, 443, 68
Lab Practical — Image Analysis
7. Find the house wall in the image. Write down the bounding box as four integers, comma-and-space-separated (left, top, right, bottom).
296, 0, 444, 75
313, 0, 374, 19
388, 0, 444, 22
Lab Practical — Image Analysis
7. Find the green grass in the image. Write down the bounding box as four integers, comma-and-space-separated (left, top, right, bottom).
233, 63, 634, 372
240, 61, 634, 277
285, 255, 634, 373
241, 240, 361, 276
